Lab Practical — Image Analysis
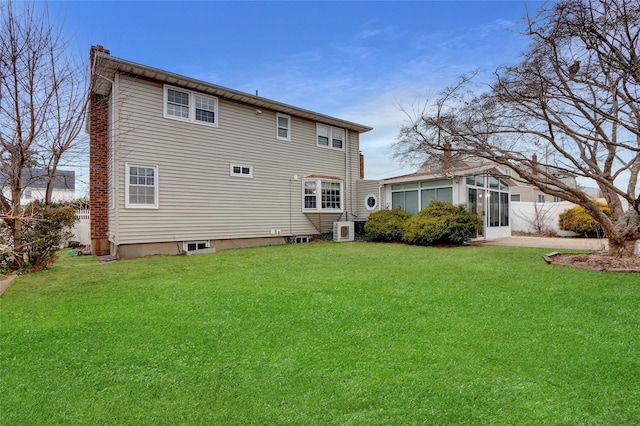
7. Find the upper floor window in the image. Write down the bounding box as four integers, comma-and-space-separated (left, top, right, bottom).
125, 163, 158, 208
195, 95, 216, 124
166, 88, 189, 119
277, 113, 290, 141
164, 85, 218, 126
303, 178, 343, 212
316, 124, 344, 150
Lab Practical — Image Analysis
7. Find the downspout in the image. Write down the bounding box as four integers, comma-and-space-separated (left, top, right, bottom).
345, 129, 350, 220
289, 177, 293, 236
111, 73, 119, 251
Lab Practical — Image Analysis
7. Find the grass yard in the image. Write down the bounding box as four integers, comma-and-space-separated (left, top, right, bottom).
1, 242, 639, 425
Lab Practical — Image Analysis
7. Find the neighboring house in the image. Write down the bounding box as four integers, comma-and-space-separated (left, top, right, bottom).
0, 169, 75, 206
508, 155, 579, 204
88, 46, 373, 259
381, 159, 514, 240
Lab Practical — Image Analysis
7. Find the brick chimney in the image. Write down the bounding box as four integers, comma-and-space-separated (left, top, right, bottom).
89, 45, 111, 256
532, 153, 538, 175
359, 152, 365, 179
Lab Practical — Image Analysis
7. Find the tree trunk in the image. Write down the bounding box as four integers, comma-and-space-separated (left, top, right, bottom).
608, 238, 637, 258
607, 211, 640, 258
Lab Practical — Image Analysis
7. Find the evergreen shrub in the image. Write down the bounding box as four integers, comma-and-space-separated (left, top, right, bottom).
364, 208, 413, 242
402, 200, 480, 246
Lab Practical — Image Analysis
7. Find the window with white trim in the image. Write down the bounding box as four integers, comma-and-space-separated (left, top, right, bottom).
302, 178, 343, 212
126, 164, 158, 208
230, 163, 253, 178
276, 113, 290, 141
316, 124, 344, 150
365, 194, 377, 211
184, 241, 210, 253
195, 95, 216, 124
164, 85, 218, 126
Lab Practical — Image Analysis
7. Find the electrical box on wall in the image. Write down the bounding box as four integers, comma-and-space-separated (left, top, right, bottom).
333, 222, 354, 242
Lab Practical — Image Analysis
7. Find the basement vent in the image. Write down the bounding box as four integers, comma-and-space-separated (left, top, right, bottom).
295, 236, 310, 243
333, 222, 354, 242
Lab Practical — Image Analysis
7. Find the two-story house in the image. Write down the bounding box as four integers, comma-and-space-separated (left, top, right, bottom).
88, 46, 375, 259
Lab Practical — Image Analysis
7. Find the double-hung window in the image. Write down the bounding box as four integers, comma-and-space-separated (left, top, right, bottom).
166, 88, 190, 119
195, 95, 216, 124
316, 124, 344, 150
277, 113, 291, 141
164, 85, 218, 126
302, 178, 343, 212
126, 164, 158, 208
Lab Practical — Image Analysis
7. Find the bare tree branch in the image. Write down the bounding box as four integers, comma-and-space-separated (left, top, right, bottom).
394, 0, 640, 257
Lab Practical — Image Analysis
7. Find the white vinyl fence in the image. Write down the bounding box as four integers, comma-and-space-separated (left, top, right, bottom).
511, 201, 579, 236
71, 209, 90, 247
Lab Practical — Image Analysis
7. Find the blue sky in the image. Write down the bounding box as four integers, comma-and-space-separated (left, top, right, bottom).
50, 0, 543, 184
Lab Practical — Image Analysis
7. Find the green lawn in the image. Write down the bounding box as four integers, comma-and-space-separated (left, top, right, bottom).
1, 242, 638, 425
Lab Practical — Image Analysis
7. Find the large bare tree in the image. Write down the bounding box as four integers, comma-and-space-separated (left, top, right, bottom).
0, 0, 87, 269
394, 0, 639, 258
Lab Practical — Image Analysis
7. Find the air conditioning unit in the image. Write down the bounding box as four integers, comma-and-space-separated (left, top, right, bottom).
333, 221, 354, 242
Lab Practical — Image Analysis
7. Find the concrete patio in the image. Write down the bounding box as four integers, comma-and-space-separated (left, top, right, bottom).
483, 236, 608, 251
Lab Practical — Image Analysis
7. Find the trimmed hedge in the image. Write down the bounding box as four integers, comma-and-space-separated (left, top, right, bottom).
364, 208, 413, 242
402, 200, 481, 246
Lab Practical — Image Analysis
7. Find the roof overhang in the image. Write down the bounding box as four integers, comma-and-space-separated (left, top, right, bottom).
91, 52, 373, 134
381, 163, 515, 185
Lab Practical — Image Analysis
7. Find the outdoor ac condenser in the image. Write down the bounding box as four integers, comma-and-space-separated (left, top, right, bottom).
333, 222, 354, 242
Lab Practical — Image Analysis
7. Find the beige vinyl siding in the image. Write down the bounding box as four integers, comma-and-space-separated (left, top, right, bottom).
355, 179, 384, 219
112, 74, 360, 244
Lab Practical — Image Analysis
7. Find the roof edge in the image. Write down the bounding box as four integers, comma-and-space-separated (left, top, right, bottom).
93, 51, 373, 134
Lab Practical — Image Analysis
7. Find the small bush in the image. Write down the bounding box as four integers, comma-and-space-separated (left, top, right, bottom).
1, 201, 78, 273
364, 208, 413, 242
559, 200, 611, 238
403, 200, 481, 246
